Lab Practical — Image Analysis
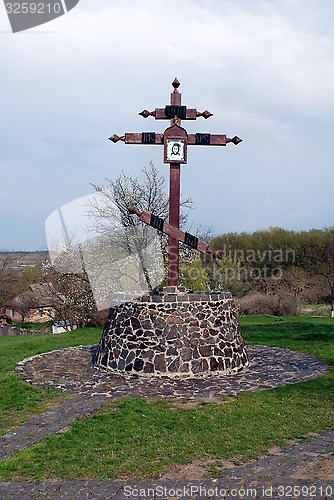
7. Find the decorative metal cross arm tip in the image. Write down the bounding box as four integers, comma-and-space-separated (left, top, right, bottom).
196, 110, 213, 119
227, 136, 243, 145
108, 134, 125, 143
128, 205, 141, 216
139, 110, 156, 118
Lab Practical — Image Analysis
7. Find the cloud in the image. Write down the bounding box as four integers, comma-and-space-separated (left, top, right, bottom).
0, 0, 333, 250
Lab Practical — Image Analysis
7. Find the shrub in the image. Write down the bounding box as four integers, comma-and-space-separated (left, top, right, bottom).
237, 292, 299, 316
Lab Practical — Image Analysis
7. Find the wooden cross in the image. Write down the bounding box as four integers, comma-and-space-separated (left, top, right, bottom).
109, 78, 242, 287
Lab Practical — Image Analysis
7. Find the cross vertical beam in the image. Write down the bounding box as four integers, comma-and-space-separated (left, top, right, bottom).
168, 78, 182, 286
168, 162, 180, 285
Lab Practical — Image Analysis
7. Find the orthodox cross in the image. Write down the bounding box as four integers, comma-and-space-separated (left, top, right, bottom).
109, 78, 242, 287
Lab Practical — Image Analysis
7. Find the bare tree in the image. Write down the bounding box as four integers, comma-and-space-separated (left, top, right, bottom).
42, 260, 96, 330
88, 162, 198, 290
0, 252, 43, 309
89, 162, 192, 234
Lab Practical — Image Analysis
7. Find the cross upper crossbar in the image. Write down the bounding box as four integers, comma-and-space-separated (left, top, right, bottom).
110, 133, 242, 146
138, 78, 212, 121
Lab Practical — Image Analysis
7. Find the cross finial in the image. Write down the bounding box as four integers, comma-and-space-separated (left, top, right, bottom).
172, 78, 180, 91
171, 78, 181, 108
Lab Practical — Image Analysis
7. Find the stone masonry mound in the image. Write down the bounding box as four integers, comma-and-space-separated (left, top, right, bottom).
94, 287, 249, 378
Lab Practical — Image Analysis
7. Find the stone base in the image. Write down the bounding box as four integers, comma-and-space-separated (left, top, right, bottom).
94, 287, 249, 378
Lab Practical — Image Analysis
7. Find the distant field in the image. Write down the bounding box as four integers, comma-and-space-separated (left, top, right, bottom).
0, 251, 49, 272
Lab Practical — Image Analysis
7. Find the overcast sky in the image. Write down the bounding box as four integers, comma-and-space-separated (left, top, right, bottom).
1, 0, 333, 251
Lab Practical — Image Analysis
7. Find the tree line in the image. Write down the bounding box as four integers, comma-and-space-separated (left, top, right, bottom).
204, 226, 334, 315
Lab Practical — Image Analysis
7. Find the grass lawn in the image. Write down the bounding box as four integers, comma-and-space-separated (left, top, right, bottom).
0, 328, 102, 434
240, 315, 334, 365
0, 316, 333, 481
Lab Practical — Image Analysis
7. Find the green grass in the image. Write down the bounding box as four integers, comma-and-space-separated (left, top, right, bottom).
11, 321, 53, 331
0, 317, 333, 481
300, 303, 332, 317
239, 315, 334, 364
0, 327, 102, 434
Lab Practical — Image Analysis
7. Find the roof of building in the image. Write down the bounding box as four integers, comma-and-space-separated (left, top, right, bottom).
5, 283, 56, 309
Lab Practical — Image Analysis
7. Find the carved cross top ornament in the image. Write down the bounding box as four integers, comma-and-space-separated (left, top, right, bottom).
109, 78, 242, 287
